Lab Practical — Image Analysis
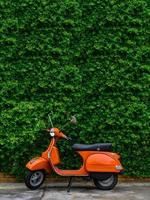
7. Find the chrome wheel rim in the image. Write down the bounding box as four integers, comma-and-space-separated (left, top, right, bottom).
98, 175, 114, 187
30, 171, 44, 187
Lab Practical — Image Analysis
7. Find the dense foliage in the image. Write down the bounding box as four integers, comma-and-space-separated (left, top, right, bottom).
0, 0, 150, 178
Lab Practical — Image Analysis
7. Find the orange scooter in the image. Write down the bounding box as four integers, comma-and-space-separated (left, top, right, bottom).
25, 115, 124, 191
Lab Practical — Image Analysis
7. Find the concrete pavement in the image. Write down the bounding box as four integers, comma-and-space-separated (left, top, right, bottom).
0, 181, 150, 200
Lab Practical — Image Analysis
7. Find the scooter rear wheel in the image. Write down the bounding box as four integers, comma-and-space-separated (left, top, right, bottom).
93, 173, 118, 190
25, 170, 45, 190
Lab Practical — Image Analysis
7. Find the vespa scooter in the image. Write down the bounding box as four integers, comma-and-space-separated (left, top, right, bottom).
25, 115, 124, 191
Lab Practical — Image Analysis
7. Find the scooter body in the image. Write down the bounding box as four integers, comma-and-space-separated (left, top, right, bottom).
25, 127, 124, 191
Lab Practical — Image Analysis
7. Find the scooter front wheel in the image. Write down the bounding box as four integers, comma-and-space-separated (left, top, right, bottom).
93, 173, 118, 190
25, 170, 45, 190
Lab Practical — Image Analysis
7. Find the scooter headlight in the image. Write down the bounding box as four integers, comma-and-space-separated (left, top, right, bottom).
50, 128, 55, 137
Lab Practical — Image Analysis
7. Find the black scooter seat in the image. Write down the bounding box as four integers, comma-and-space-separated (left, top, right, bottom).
72, 143, 112, 151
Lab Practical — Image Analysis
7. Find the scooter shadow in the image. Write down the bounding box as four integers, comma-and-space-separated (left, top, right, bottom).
42, 183, 124, 193
42, 184, 109, 193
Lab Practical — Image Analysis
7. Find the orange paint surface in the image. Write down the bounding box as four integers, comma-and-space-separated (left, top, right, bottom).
85, 153, 121, 172
26, 157, 52, 173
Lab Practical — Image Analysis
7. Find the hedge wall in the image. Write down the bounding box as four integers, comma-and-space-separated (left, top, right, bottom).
0, 0, 150, 178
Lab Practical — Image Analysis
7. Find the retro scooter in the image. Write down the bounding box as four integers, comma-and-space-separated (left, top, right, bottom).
25, 115, 124, 191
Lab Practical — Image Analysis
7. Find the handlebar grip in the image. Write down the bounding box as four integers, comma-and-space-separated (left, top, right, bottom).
42, 129, 50, 132
67, 137, 72, 141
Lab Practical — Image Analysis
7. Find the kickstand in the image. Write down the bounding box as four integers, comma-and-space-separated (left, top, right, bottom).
67, 177, 73, 193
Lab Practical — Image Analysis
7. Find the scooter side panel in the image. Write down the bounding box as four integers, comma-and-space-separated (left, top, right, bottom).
85, 153, 123, 173
26, 157, 52, 173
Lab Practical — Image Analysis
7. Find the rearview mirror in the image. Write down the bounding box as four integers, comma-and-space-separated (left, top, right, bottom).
70, 116, 77, 124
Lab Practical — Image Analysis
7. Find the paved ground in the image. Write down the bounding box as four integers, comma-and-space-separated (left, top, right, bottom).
0, 181, 150, 200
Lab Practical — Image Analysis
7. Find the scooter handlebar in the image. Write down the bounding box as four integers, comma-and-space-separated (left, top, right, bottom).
43, 128, 72, 141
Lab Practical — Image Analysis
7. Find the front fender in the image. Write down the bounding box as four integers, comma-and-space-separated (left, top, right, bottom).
26, 157, 52, 173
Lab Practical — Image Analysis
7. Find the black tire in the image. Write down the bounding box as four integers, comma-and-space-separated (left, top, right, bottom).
93, 173, 118, 190
25, 170, 45, 190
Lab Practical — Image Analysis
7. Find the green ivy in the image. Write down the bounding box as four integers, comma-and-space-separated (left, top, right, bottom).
0, 0, 150, 177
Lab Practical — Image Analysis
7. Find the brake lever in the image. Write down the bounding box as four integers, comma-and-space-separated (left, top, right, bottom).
67, 137, 72, 141
42, 129, 50, 132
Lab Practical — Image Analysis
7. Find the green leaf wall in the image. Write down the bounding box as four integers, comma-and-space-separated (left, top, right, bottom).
0, 0, 150, 177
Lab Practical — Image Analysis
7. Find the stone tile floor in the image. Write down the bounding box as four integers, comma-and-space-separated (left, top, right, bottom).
0, 182, 149, 200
